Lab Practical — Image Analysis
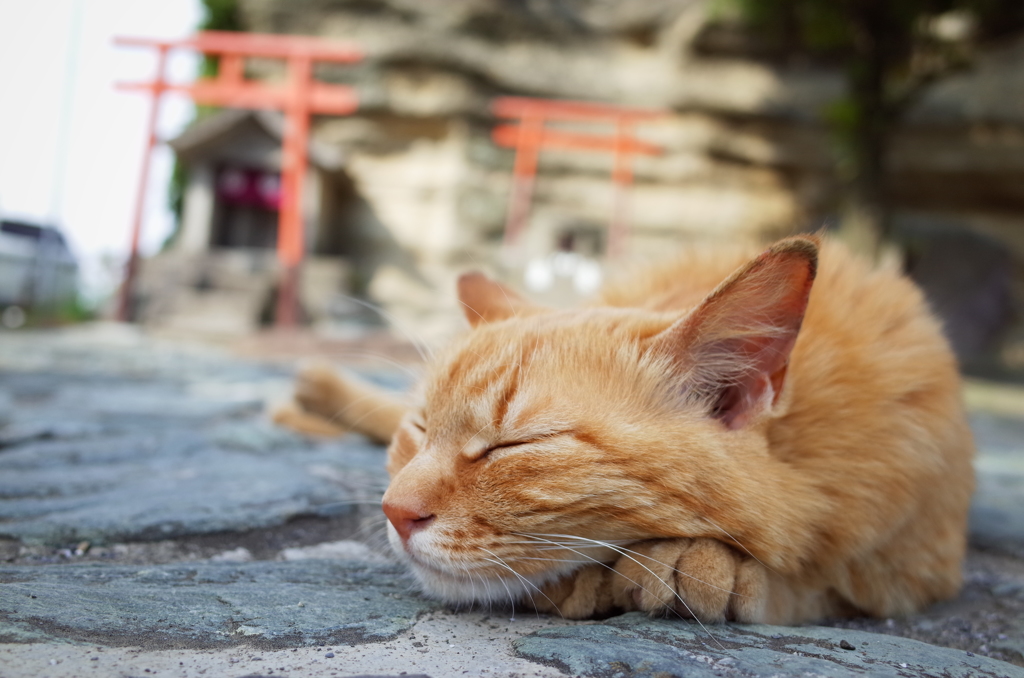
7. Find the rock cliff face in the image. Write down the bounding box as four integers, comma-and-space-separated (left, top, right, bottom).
237, 0, 838, 253
229, 0, 1024, 357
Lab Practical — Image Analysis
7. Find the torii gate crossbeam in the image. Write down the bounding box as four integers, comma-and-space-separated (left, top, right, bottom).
491, 96, 667, 258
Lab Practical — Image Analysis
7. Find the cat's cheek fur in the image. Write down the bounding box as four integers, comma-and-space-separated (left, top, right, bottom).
386, 419, 421, 477
385, 521, 579, 607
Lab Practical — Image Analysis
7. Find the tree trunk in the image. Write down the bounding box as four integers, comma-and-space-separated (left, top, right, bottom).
839, 0, 890, 261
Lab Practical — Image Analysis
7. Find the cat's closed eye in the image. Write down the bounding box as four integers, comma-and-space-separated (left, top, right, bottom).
477, 431, 571, 460
478, 440, 531, 459
462, 441, 520, 463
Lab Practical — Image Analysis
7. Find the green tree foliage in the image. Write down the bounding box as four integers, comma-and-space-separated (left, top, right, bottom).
717, 0, 1024, 255
198, 0, 242, 78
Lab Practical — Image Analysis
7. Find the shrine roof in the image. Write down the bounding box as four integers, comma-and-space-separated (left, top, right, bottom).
168, 109, 345, 172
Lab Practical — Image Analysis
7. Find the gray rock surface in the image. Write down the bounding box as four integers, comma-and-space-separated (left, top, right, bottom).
1, 325, 1023, 678
0, 425, 386, 546
514, 614, 1024, 678
969, 411, 1024, 559
2, 557, 1022, 677
0, 560, 438, 647
0, 327, 390, 547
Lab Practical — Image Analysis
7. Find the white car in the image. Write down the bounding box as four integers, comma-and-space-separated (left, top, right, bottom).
0, 219, 78, 326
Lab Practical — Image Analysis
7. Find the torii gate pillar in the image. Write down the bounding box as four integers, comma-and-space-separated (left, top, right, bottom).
116, 31, 362, 326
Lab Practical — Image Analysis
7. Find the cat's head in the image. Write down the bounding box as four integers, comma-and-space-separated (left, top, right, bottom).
381, 237, 818, 606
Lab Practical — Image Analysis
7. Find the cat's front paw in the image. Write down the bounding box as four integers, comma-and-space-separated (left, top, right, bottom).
534, 564, 619, 619
611, 538, 767, 623
294, 363, 350, 421
271, 400, 348, 437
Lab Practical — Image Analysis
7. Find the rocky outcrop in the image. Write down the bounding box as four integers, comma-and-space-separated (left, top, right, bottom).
234, 1, 1024, 223
217, 0, 1024, 356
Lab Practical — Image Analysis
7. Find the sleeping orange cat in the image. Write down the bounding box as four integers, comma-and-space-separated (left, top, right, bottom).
276, 236, 974, 625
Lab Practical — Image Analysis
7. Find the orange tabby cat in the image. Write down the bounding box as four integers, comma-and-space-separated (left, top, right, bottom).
278, 236, 974, 625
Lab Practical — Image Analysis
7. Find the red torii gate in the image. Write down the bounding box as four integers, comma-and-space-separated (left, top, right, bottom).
116, 31, 362, 326
491, 97, 667, 258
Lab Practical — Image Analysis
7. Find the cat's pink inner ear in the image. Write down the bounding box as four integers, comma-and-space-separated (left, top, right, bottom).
457, 272, 533, 327
656, 237, 819, 429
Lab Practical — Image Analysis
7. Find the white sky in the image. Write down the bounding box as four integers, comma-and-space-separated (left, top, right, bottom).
0, 0, 202, 303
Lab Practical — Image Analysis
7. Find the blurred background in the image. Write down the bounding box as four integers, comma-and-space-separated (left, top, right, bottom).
2, 0, 1024, 380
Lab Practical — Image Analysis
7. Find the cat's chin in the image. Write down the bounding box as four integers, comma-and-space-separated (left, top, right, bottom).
386, 525, 579, 607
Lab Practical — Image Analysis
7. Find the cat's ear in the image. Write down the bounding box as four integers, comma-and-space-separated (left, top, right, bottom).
457, 272, 538, 327
651, 237, 818, 429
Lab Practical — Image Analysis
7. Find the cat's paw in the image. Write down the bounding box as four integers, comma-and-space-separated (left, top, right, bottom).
611, 538, 767, 623
534, 565, 619, 619
294, 363, 350, 422
291, 364, 405, 445
271, 401, 348, 437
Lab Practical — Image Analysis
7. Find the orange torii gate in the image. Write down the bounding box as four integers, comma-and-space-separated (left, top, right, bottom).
491, 97, 667, 258
115, 31, 362, 326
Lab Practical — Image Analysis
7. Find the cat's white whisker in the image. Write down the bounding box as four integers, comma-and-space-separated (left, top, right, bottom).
517, 533, 725, 650
335, 294, 433, 362
470, 571, 480, 608
524, 533, 748, 599
502, 556, 595, 565
459, 420, 499, 455
300, 389, 389, 429
334, 396, 410, 431
491, 562, 518, 619
480, 557, 544, 619
314, 499, 385, 510
328, 352, 423, 382
699, 517, 780, 577
458, 299, 487, 324
503, 540, 628, 549
350, 520, 392, 547
514, 534, 715, 630
478, 573, 496, 615
480, 548, 563, 618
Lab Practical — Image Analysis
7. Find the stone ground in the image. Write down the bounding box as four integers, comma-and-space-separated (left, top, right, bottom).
1, 323, 1023, 678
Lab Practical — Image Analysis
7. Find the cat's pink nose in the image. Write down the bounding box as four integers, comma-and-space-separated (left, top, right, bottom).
382, 500, 435, 543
